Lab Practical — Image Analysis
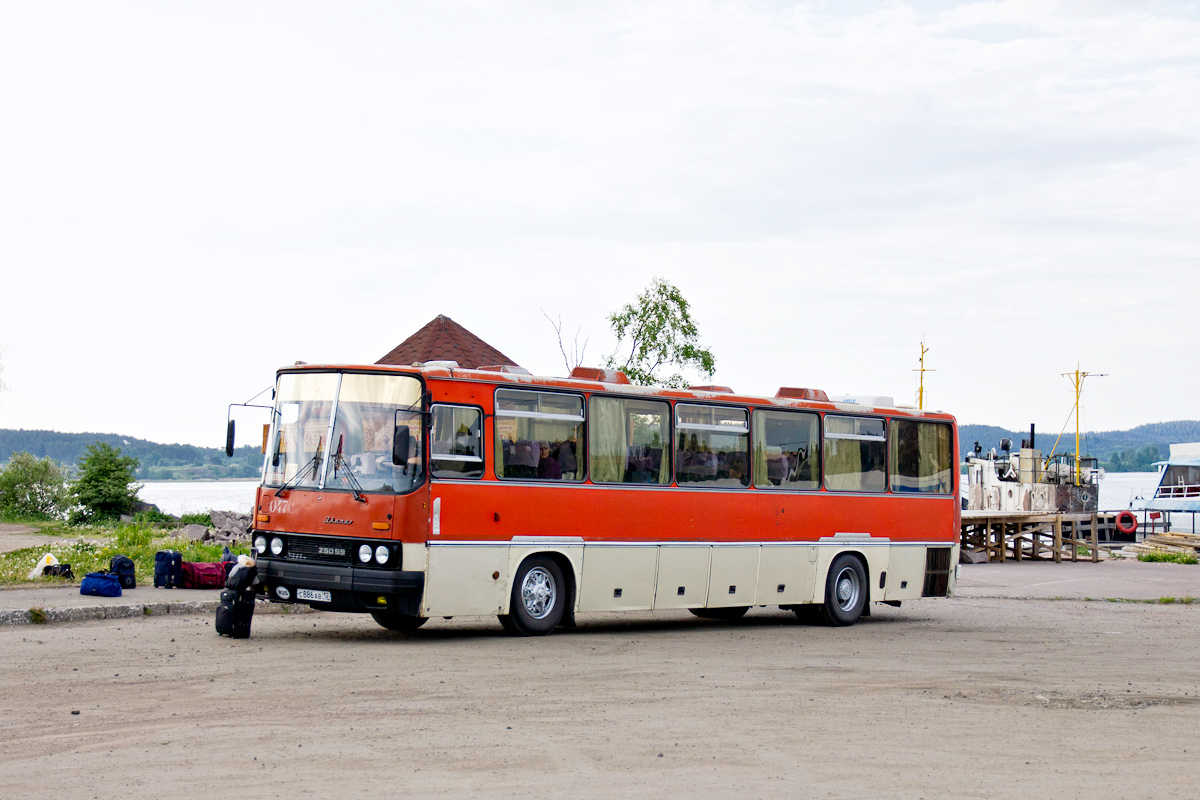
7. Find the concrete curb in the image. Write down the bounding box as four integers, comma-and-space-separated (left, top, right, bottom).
0, 598, 317, 626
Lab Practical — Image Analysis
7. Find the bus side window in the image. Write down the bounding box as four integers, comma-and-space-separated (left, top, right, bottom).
889, 420, 952, 493
823, 415, 886, 492
494, 389, 585, 482
430, 405, 484, 479
589, 396, 671, 485
675, 404, 749, 488
752, 409, 820, 490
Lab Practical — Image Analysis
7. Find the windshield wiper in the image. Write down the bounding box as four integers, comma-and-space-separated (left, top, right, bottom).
330, 435, 367, 503
275, 438, 323, 497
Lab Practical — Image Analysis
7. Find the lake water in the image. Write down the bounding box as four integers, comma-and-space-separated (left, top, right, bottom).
139, 480, 260, 516
140, 471, 1164, 517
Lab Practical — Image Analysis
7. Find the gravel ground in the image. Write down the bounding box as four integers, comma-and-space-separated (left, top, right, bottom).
1, 596, 1198, 799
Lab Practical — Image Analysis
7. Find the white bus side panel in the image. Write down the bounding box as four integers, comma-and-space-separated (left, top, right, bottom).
707, 545, 760, 607
424, 545, 509, 616
756, 545, 817, 605
653, 546, 712, 609
579, 545, 658, 612
883, 545, 927, 602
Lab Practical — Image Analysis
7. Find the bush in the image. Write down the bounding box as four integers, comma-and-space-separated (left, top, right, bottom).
1137, 551, 1198, 565
71, 443, 141, 523
0, 452, 69, 519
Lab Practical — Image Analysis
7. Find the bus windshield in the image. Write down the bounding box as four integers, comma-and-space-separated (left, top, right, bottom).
264, 372, 424, 494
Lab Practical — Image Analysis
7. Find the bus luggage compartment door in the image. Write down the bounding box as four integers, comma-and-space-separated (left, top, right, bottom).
424, 545, 509, 616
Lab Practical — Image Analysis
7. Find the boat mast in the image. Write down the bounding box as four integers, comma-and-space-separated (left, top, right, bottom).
1060, 364, 1106, 486
915, 337, 934, 411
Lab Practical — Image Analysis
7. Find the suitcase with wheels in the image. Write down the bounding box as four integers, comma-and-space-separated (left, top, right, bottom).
154, 550, 183, 588
215, 588, 256, 638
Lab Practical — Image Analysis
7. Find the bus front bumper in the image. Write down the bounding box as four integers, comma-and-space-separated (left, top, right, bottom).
256, 559, 425, 616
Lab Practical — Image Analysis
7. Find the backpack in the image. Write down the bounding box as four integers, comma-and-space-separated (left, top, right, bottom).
80, 572, 122, 598
181, 561, 230, 590
154, 551, 183, 588
225, 563, 258, 593
109, 555, 136, 589
215, 587, 256, 638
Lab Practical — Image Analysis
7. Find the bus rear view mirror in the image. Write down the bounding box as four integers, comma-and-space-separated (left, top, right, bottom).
392, 426, 411, 467
225, 420, 236, 458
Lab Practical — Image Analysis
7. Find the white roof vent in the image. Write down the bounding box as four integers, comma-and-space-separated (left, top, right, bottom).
830, 395, 895, 408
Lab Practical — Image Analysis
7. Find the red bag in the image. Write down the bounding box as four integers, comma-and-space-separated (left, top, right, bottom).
181, 561, 233, 590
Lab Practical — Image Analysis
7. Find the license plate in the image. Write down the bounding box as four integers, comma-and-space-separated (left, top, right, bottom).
297, 588, 331, 603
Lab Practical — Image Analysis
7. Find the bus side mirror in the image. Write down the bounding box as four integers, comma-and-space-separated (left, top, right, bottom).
392, 426, 411, 466
225, 420, 236, 458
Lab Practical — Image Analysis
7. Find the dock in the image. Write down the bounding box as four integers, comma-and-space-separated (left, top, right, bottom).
961, 511, 1134, 563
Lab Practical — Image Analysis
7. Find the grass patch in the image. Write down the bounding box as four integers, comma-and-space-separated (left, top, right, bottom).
1137, 551, 1199, 565
28, 607, 47, 624
0, 520, 250, 586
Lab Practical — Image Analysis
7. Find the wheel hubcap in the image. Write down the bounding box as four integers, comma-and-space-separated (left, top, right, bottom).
521, 567, 556, 619
835, 567, 860, 611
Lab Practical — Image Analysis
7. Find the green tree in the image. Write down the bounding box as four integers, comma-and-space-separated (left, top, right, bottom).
605, 277, 716, 387
72, 443, 141, 522
0, 452, 69, 519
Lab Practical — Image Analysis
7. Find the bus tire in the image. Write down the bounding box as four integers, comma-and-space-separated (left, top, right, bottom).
369, 611, 428, 633
502, 556, 566, 636
818, 554, 867, 627
689, 606, 749, 620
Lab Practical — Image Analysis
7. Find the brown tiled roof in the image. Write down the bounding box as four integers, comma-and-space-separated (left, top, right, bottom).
376, 315, 519, 368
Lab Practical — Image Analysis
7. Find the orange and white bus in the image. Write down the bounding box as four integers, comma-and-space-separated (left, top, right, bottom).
245, 362, 960, 635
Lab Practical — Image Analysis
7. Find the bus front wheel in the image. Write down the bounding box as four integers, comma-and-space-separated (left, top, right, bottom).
817, 554, 867, 626
500, 556, 566, 636
370, 611, 428, 633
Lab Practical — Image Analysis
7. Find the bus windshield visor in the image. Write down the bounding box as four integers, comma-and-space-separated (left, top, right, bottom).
264, 372, 424, 494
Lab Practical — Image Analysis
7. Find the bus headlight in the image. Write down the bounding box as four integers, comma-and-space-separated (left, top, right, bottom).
270, 537, 284, 556
375, 545, 390, 565
358, 544, 373, 563
254, 536, 267, 555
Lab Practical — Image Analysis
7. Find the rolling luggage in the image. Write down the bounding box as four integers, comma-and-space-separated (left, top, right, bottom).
154, 550, 183, 588
215, 588, 256, 638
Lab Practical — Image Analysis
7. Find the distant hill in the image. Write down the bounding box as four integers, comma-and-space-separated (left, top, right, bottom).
959, 420, 1200, 471
0, 429, 261, 481
5, 419, 1199, 480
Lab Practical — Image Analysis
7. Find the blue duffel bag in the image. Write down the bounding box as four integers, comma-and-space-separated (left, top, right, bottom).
80, 572, 122, 598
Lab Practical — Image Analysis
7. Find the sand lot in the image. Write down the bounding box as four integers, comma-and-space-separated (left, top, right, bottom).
1, 597, 1198, 800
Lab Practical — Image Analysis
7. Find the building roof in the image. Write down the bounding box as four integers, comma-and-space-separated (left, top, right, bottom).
376, 315, 519, 369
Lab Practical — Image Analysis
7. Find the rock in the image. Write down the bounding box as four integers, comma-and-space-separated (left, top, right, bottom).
210, 510, 252, 542
130, 501, 164, 516
119, 514, 135, 524
178, 524, 211, 541
960, 549, 989, 564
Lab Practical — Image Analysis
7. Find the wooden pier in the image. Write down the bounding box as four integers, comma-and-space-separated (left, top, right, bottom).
960, 511, 1128, 563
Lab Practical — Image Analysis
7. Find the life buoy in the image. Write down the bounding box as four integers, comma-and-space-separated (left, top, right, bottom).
1115, 510, 1138, 534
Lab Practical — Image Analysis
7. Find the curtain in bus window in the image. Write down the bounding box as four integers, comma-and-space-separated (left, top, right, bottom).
675, 404, 749, 488
752, 410, 820, 490
265, 372, 340, 489
494, 389, 584, 481
824, 415, 886, 492
889, 420, 953, 493
329, 374, 423, 493
589, 397, 670, 484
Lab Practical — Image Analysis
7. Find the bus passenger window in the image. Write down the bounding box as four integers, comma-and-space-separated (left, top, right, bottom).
752, 409, 820, 490
823, 415, 886, 492
430, 405, 484, 479
494, 389, 585, 482
589, 397, 670, 484
889, 420, 952, 493
675, 404, 749, 488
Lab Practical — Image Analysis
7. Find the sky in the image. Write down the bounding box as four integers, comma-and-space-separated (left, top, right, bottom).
1, 1, 1198, 449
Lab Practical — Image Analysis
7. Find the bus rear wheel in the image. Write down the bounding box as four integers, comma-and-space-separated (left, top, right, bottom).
500, 556, 566, 636
689, 606, 749, 620
817, 554, 867, 627
370, 610, 428, 633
